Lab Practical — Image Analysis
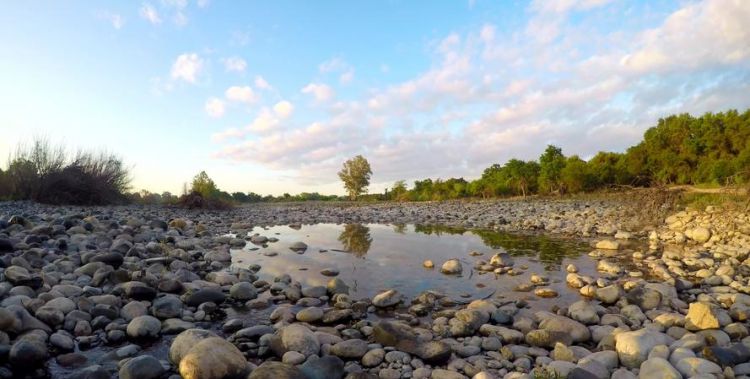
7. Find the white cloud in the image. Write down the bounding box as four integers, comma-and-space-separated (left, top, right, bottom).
162, 0, 189, 26
205, 98, 225, 118
223, 57, 247, 72
273, 101, 294, 118
139, 3, 161, 24
320, 57, 355, 84
225, 86, 258, 104
255, 76, 272, 90
301, 83, 334, 102
170, 53, 203, 83
212, 0, 750, 188
197, 0, 210, 8
247, 109, 280, 133
97, 11, 125, 29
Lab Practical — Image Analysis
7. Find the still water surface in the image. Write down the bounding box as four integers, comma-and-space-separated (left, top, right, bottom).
232, 223, 596, 308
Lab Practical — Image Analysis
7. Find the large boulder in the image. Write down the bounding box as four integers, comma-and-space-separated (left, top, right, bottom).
685, 302, 731, 330
536, 311, 590, 343
178, 337, 248, 379
372, 321, 451, 364
280, 324, 320, 357
169, 329, 219, 364
615, 329, 672, 368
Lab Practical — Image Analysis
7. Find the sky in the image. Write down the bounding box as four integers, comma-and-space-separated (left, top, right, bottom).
0, 0, 749, 196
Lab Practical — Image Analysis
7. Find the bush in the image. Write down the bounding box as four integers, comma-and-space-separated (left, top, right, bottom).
177, 191, 233, 210
2, 138, 131, 205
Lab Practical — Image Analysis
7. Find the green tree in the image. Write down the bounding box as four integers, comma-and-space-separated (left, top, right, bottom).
538, 145, 566, 194
505, 159, 539, 197
191, 171, 218, 198
390, 180, 408, 201
560, 155, 592, 193
338, 155, 372, 200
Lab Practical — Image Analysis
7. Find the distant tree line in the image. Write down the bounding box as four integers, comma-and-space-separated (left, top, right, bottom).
383, 109, 750, 201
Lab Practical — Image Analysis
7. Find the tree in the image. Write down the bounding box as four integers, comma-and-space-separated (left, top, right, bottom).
191, 171, 218, 198
338, 155, 372, 200
538, 145, 566, 194
505, 159, 539, 197
560, 155, 592, 193
390, 180, 408, 201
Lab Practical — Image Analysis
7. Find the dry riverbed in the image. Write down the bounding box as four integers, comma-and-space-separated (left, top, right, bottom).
0, 198, 748, 379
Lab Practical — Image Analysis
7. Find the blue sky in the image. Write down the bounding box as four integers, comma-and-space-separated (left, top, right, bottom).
1, 0, 749, 196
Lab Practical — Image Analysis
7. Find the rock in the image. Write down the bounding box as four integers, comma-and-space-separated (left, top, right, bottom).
120, 281, 157, 301
703, 343, 750, 367
67, 365, 110, 379
185, 288, 226, 306
282, 351, 306, 365
674, 357, 721, 377
431, 369, 467, 379
327, 278, 349, 295
249, 361, 306, 379
373, 321, 450, 364
0, 238, 13, 252
534, 288, 558, 298
169, 329, 219, 364
568, 300, 599, 325
685, 302, 730, 330
296, 307, 324, 323
362, 348, 385, 367
423, 260, 434, 268
615, 329, 672, 368
280, 324, 320, 356
639, 357, 680, 379
151, 295, 183, 319
179, 337, 248, 379
320, 268, 339, 276
689, 227, 711, 243
537, 311, 590, 343
126, 315, 161, 339
525, 329, 573, 348
490, 253, 514, 266
372, 289, 401, 307
299, 355, 345, 379
9, 339, 48, 367
626, 287, 662, 311
229, 282, 257, 301
440, 259, 463, 275
119, 355, 165, 379
596, 284, 622, 304
89, 252, 124, 269
330, 339, 369, 359
290, 241, 308, 252
595, 240, 620, 250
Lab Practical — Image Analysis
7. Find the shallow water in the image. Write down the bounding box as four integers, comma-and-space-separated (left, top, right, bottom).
231, 223, 601, 308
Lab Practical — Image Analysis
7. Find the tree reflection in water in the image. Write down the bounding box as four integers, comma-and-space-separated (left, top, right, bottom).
413, 224, 586, 269
337, 224, 373, 257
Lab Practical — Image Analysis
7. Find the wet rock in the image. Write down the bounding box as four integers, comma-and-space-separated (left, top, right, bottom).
126, 315, 161, 339
178, 337, 248, 379
169, 329, 219, 364
119, 355, 165, 379
490, 253, 514, 266
372, 289, 401, 307
9, 339, 48, 367
596, 284, 622, 304
151, 295, 183, 319
327, 278, 349, 295
185, 288, 226, 307
330, 339, 369, 359
299, 355, 345, 379
229, 282, 257, 301
280, 324, 320, 356
320, 268, 339, 276
595, 240, 620, 250
440, 259, 463, 275
290, 241, 308, 252
296, 307, 324, 323
423, 260, 434, 268
249, 361, 306, 379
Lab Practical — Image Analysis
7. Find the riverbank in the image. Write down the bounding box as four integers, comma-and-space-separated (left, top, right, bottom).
0, 196, 747, 378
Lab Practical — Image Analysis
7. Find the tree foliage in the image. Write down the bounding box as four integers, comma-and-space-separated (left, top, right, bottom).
338, 155, 372, 200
